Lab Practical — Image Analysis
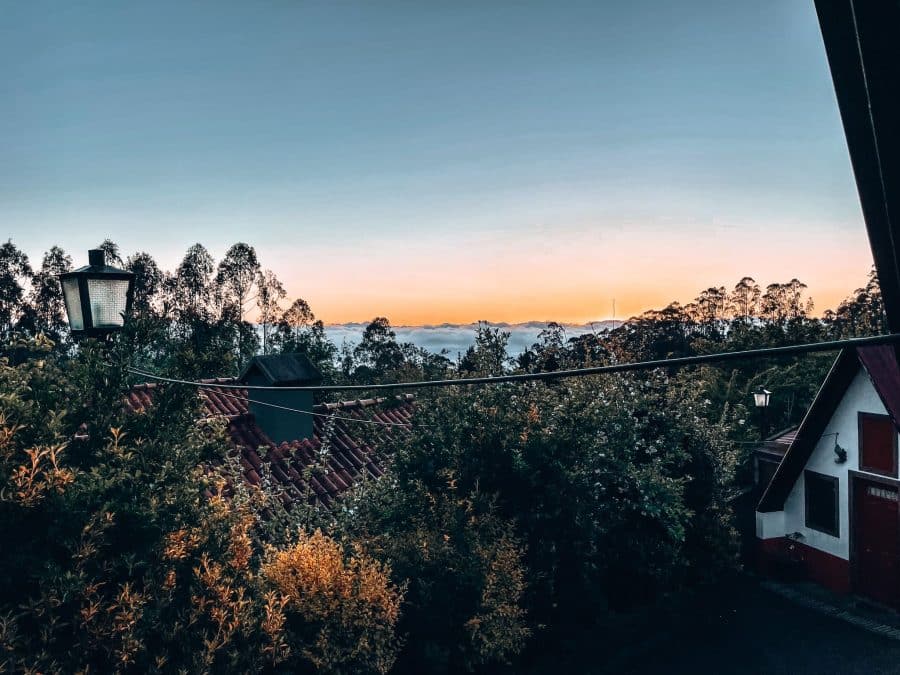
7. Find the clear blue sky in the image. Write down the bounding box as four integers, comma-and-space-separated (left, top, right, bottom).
1, 1, 871, 323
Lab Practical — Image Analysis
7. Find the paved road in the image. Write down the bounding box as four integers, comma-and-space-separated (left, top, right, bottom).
621, 581, 900, 675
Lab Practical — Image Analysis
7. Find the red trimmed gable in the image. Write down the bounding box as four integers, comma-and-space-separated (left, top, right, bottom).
858, 346, 900, 431
758, 345, 900, 513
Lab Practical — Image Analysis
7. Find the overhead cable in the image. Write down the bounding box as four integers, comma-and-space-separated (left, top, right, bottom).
126, 332, 900, 392
200, 386, 420, 429
127, 366, 420, 429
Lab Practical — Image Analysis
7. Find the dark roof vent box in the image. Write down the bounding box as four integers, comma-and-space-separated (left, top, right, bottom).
239, 353, 323, 387
238, 353, 322, 444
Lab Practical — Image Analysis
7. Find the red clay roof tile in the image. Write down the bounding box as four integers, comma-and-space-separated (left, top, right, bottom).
124, 378, 414, 508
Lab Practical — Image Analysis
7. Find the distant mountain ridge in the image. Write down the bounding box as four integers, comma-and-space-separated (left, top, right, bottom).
325, 320, 620, 331
320, 321, 619, 357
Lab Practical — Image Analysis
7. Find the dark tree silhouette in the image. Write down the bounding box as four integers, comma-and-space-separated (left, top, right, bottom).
20, 246, 71, 341
0, 240, 32, 337
126, 251, 164, 315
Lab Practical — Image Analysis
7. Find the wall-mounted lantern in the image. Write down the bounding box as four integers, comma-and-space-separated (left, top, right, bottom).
833, 438, 848, 464
59, 249, 135, 338
822, 432, 848, 464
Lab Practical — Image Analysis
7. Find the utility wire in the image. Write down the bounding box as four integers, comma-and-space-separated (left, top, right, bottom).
201, 386, 421, 429
126, 332, 900, 392
127, 365, 420, 429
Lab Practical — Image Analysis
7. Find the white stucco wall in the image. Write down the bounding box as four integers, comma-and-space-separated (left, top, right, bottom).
755, 510, 784, 539
758, 367, 900, 560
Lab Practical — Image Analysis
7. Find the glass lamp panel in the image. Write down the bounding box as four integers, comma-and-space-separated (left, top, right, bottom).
61, 278, 84, 331
87, 278, 129, 327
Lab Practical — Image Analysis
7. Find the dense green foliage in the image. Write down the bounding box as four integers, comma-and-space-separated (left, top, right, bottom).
337, 369, 738, 672
518, 272, 885, 436
0, 237, 888, 672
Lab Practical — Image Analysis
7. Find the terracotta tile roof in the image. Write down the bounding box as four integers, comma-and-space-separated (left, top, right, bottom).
126, 378, 414, 507
754, 426, 799, 457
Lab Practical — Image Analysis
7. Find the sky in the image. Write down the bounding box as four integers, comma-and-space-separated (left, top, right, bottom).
2, 1, 874, 325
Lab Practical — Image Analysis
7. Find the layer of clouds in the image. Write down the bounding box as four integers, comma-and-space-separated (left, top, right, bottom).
324, 321, 617, 358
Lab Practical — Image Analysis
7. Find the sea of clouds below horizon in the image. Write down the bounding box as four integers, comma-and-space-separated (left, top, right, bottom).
321, 321, 617, 358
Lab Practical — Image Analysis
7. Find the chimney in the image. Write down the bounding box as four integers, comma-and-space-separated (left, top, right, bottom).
238, 353, 323, 444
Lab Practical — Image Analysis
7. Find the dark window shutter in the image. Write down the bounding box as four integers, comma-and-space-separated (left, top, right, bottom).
860, 413, 897, 476
805, 470, 839, 537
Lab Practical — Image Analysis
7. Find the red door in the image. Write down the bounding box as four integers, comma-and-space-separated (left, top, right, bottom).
854, 478, 900, 606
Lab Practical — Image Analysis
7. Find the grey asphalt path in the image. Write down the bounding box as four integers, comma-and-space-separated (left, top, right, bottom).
621, 580, 900, 675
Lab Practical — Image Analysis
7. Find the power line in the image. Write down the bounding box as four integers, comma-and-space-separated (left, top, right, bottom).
127, 366, 421, 429
125, 332, 900, 392
200, 386, 421, 429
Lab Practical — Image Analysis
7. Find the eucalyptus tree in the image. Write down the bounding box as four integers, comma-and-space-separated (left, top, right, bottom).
458, 321, 511, 376
95, 238, 124, 266
256, 268, 286, 354
0, 240, 32, 337
215, 242, 260, 320
272, 298, 337, 376
607, 302, 693, 362
161, 244, 235, 377
760, 279, 814, 326
22, 246, 72, 342
215, 243, 261, 363
827, 267, 886, 337
352, 316, 406, 383
518, 322, 568, 372
729, 277, 761, 322
125, 251, 164, 315
171, 243, 216, 320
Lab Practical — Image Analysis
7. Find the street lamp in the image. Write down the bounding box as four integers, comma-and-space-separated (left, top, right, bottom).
753, 387, 772, 440
59, 249, 135, 339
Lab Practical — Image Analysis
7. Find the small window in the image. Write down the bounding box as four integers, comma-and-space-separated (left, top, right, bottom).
805, 470, 839, 537
859, 413, 897, 477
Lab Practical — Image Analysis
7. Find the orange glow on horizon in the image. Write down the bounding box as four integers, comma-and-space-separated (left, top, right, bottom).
305, 286, 865, 326
261, 221, 875, 326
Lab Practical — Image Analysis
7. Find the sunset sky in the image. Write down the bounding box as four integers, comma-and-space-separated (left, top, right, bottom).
3, 1, 874, 325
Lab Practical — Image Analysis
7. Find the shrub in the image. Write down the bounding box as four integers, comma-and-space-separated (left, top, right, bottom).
0, 338, 402, 674
339, 370, 738, 670
262, 529, 403, 674
339, 467, 531, 673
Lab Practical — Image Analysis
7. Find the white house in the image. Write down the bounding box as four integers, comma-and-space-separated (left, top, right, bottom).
756, 345, 900, 606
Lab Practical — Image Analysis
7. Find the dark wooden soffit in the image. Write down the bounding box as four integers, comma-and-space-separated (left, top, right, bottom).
815, 0, 900, 332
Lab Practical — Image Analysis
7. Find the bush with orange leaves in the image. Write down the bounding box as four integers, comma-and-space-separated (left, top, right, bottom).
0, 337, 403, 674
261, 529, 403, 674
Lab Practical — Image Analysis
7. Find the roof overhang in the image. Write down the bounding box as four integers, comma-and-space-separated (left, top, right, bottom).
815, 1, 900, 335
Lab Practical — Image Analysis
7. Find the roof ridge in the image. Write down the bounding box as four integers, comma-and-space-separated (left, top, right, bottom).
314, 393, 415, 413
131, 382, 158, 391
131, 376, 238, 391
764, 424, 799, 442
202, 410, 251, 421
